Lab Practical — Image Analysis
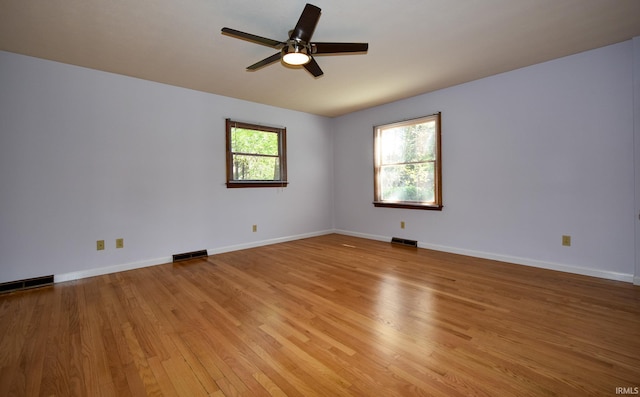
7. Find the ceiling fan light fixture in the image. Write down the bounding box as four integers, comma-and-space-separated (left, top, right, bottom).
282, 43, 311, 66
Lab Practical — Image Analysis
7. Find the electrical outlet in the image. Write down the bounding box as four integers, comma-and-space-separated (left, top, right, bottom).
96, 240, 105, 251
562, 235, 571, 246
400, 221, 405, 229
116, 238, 124, 249
252, 224, 257, 232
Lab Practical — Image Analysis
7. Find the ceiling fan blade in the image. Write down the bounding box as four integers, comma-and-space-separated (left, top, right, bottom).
221, 27, 283, 48
303, 57, 323, 77
311, 42, 369, 54
247, 53, 282, 70
290, 4, 321, 43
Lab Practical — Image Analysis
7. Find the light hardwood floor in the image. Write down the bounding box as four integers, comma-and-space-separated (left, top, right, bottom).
1, 234, 639, 396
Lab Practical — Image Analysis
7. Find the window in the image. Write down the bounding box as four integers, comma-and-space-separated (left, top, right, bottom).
226, 119, 288, 188
373, 113, 442, 210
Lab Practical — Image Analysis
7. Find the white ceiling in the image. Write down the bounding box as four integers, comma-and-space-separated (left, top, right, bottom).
1, 0, 639, 117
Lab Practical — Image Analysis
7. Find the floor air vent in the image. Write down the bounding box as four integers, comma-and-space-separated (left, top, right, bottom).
391, 237, 418, 248
0, 275, 54, 294
172, 249, 208, 262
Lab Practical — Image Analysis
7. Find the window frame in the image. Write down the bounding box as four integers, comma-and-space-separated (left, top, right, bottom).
225, 118, 288, 188
373, 113, 442, 210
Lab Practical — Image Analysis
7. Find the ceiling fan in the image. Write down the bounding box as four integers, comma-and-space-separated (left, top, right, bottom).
221, 3, 368, 77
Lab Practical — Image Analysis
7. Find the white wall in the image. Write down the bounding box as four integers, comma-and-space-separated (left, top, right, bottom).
634, 37, 640, 285
2, 40, 637, 285
0, 51, 334, 283
333, 41, 636, 282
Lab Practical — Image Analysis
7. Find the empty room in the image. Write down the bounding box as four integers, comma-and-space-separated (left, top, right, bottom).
1, 1, 640, 396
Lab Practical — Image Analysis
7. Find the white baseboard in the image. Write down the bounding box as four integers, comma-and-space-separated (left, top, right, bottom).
54, 229, 335, 283
207, 229, 334, 255
55, 256, 173, 283
334, 229, 635, 283
53, 229, 633, 284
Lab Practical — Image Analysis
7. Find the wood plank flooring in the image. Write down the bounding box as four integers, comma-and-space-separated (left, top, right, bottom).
1, 234, 639, 396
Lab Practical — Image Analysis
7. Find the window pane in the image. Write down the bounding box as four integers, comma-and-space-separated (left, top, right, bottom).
373, 113, 441, 209
226, 119, 287, 188
380, 120, 436, 164
233, 154, 280, 180
380, 162, 435, 202
231, 128, 279, 155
